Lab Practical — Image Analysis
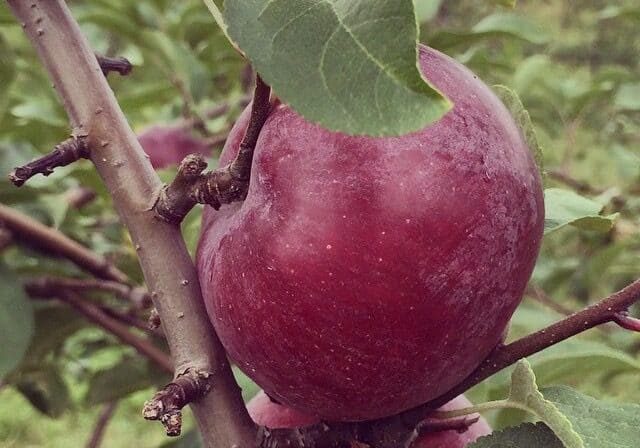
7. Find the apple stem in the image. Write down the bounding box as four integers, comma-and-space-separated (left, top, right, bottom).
154, 75, 272, 224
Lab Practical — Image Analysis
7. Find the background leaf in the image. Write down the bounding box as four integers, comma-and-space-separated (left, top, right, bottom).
543, 386, 640, 448
493, 84, 543, 172
470, 422, 563, 448
0, 263, 34, 379
544, 188, 618, 234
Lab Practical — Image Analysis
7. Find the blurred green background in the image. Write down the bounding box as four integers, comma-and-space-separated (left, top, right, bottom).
1, 0, 639, 446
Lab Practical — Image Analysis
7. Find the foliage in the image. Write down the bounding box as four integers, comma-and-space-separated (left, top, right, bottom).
0, 0, 639, 446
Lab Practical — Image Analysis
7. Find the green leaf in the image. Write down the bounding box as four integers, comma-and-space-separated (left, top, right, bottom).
506, 360, 583, 448
428, 13, 549, 50
0, 263, 34, 379
0, 32, 17, 120
543, 386, 640, 448
492, 0, 517, 7
493, 85, 543, 172
614, 83, 640, 111
544, 188, 618, 234
415, 0, 443, 23
85, 357, 169, 405
233, 366, 260, 402
15, 366, 71, 418
470, 422, 563, 448
224, 0, 451, 136
472, 13, 548, 44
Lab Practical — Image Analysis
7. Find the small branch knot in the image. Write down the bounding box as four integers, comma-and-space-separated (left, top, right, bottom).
96, 54, 132, 76
143, 369, 213, 437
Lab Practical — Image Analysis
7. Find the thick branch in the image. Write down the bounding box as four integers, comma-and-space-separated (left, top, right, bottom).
7, 2, 256, 446
9, 136, 89, 186
258, 278, 640, 448
85, 401, 118, 448
154, 76, 271, 224
26, 284, 172, 373
0, 203, 128, 283
143, 369, 213, 436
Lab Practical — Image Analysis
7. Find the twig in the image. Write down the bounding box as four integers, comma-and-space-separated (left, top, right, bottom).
96, 54, 132, 77
27, 283, 172, 373
32, 276, 150, 309
154, 76, 271, 224
143, 369, 212, 436
25, 280, 173, 373
99, 304, 162, 337
526, 284, 574, 316
65, 186, 97, 209
257, 278, 640, 448
9, 136, 89, 186
403, 415, 479, 448
85, 401, 118, 448
7, 2, 256, 446
547, 168, 603, 195
0, 203, 128, 283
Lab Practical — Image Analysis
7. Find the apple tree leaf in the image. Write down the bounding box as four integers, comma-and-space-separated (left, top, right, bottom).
506, 360, 583, 448
469, 422, 563, 448
223, 0, 451, 136
544, 188, 618, 234
493, 84, 543, 172
0, 263, 34, 379
85, 357, 169, 406
542, 386, 640, 448
15, 366, 71, 418
429, 13, 549, 50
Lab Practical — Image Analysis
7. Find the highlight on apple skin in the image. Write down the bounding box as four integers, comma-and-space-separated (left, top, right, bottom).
197, 44, 544, 421
247, 391, 492, 448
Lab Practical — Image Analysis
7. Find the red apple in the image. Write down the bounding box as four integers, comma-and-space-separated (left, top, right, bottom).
247, 391, 491, 448
137, 124, 210, 169
197, 44, 544, 421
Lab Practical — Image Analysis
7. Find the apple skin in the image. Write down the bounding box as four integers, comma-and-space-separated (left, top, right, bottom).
247, 391, 491, 448
197, 44, 544, 421
137, 125, 210, 169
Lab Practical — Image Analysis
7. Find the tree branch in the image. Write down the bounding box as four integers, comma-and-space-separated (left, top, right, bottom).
143, 369, 212, 436
7, 2, 256, 446
0, 226, 13, 252
154, 76, 271, 224
85, 401, 118, 448
96, 54, 132, 77
26, 284, 172, 373
9, 136, 89, 186
0, 203, 128, 283
257, 278, 640, 448
31, 276, 151, 309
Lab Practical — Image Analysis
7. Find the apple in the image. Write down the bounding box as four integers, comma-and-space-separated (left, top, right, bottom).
137, 124, 210, 169
197, 44, 544, 421
247, 391, 491, 448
